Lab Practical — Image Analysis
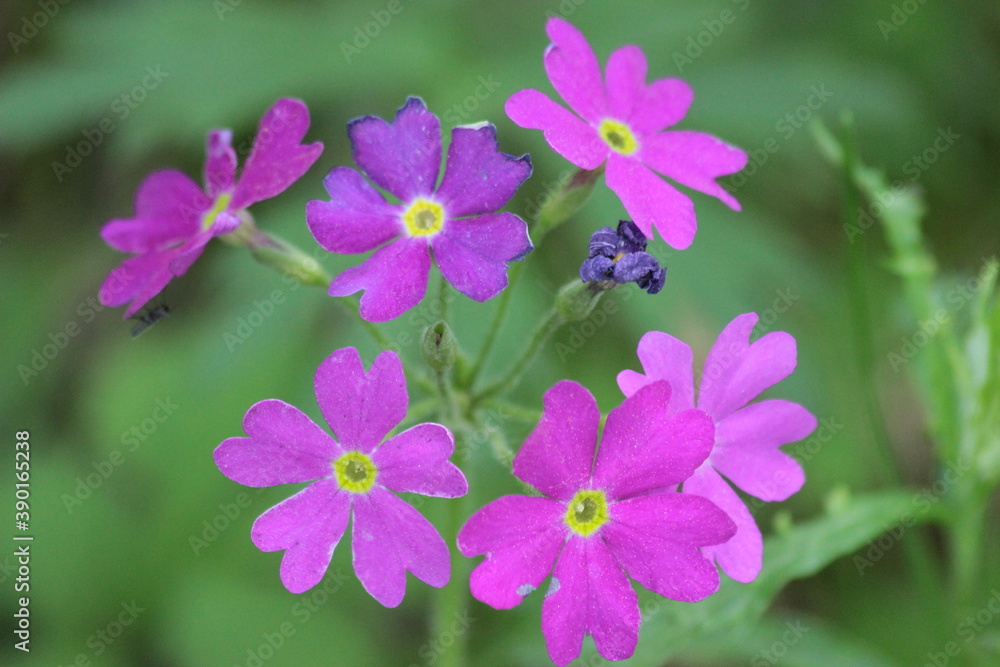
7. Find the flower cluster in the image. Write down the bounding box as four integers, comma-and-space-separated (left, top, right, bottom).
99, 11, 815, 667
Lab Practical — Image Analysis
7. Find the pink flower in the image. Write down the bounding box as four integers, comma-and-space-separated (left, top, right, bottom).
458, 380, 735, 665
506, 18, 747, 250
617, 313, 817, 583
100, 99, 323, 317
214, 347, 468, 605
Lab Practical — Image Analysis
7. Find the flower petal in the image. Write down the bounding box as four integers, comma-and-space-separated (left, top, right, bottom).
230, 98, 323, 210
604, 45, 647, 123
251, 479, 350, 594
713, 399, 813, 501
204, 129, 237, 197
352, 488, 451, 607
432, 212, 532, 302
605, 153, 696, 250
631, 78, 694, 135
374, 424, 468, 498
348, 96, 441, 202
641, 131, 748, 211
459, 495, 566, 609
314, 347, 407, 453
513, 380, 601, 501
101, 170, 207, 253
214, 399, 340, 487
328, 237, 431, 322
594, 383, 713, 498
505, 89, 607, 170
682, 465, 762, 583
604, 492, 733, 601
698, 313, 798, 421
436, 123, 532, 218
100, 240, 208, 318
617, 330, 696, 415
543, 17, 606, 123
306, 167, 402, 254
541, 537, 639, 666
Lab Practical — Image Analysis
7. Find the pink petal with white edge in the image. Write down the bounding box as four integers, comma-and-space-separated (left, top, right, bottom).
432, 212, 532, 303
204, 129, 237, 197
436, 124, 532, 218
594, 386, 714, 499
513, 380, 601, 501
101, 170, 208, 253
698, 313, 798, 421
328, 236, 431, 322
352, 488, 451, 608
306, 167, 402, 254
641, 131, 748, 211
348, 96, 440, 202
541, 537, 640, 666
251, 479, 351, 594
605, 153, 697, 250
214, 399, 340, 487
604, 493, 734, 601
683, 465, 762, 583
459, 495, 566, 609
505, 90, 607, 170
618, 330, 696, 415
230, 98, 323, 210
543, 17, 607, 123
374, 424, 468, 498
713, 399, 814, 501
314, 348, 407, 454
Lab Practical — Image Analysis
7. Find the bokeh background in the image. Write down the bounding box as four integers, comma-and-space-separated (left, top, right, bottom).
2, 0, 999, 665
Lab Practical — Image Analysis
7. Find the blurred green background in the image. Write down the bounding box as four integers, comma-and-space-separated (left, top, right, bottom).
1, 0, 998, 665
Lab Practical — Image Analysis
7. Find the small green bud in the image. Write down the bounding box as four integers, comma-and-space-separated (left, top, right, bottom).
422, 320, 458, 371
247, 232, 331, 288
555, 279, 606, 322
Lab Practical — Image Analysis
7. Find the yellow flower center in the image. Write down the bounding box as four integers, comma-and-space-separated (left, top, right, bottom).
402, 198, 445, 237
332, 451, 377, 493
201, 192, 233, 231
598, 119, 639, 155
564, 489, 609, 537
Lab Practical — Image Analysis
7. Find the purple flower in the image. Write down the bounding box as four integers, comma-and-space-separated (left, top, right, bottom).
617, 313, 817, 583
579, 220, 666, 294
100, 99, 323, 317
458, 380, 735, 665
506, 17, 747, 250
306, 97, 533, 322
214, 347, 468, 605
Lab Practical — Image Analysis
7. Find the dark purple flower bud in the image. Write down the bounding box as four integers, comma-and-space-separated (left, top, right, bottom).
579, 220, 666, 294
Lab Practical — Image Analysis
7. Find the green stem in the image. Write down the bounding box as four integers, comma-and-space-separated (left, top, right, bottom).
473, 308, 563, 405
839, 118, 944, 626
432, 433, 475, 667
336, 296, 393, 350
466, 263, 524, 387
949, 484, 989, 613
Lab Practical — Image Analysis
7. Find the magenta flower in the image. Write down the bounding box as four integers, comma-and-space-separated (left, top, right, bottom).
617, 313, 817, 583
100, 98, 323, 317
506, 18, 747, 250
458, 380, 735, 665
214, 347, 468, 605
306, 97, 533, 322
